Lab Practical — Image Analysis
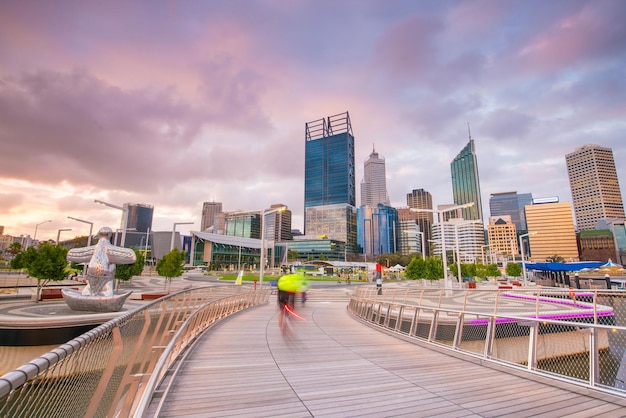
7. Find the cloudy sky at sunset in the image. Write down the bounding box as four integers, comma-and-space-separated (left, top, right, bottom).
1, 0, 625, 242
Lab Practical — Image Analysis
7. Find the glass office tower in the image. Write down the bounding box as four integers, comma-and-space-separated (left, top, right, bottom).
489, 192, 533, 233
304, 112, 356, 252
451, 136, 483, 222
357, 204, 398, 256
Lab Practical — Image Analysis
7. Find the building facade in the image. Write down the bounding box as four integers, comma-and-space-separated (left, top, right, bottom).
486, 215, 518, 261
525, 200, 579, 262
304, 112, 357, 252
430, 220, 485, 263
577, 230, 615, 262
405, 189, 434, 256
360, 146, 390, 206
398, 219, 423, 256
200, 201, 222, 232
566, 144, 625, 231
224, 211, 261, 239
451, 137, 483, 222
265, 203, 293, 241
356, 204, 398, 257
489, 191, 533, 233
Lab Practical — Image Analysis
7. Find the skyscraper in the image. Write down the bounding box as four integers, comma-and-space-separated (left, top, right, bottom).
451, 132, 483, 222
304, 112, 356, 251
357, 204, 398, 256
405, 188, 434, 256
266, 203, 293, 241
566, 144, 625, 231
525, 200, 579, 262
201, 202, 222, 232
360, 146, 389, 206
489, 192, 533, 233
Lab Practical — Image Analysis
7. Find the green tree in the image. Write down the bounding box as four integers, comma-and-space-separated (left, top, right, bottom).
14, 243, 69, 302
506, 262, 522, 277
115, 248, 145, 284
156, 248, 185, 291
10, 246, 37, 270
405, 256, 444, 280
8, 242, 23, 256
287, 249, 300, 262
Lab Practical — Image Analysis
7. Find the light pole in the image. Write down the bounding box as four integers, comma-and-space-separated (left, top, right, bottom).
259, 206, 286, 284
30, 220, 52, 248
67, 216, 94, 247
171, 222, 194, 251
94, 200, 128, 246
520, 231, 537, 285
410, 202, 474, 290
56, 228, 72, 245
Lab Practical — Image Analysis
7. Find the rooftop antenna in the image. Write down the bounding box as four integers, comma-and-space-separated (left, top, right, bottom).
467, 122, 472, 140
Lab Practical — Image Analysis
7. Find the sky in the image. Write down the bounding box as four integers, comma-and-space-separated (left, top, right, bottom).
1, 0, 625, 242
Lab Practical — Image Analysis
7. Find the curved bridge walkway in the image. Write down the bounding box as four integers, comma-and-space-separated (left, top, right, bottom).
149, 288, 626, 417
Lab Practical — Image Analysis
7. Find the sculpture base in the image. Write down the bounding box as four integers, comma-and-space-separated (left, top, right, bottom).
62, 288, 133, 312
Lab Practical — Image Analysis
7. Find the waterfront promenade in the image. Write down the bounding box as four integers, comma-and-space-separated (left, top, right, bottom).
148, 288, 626, 417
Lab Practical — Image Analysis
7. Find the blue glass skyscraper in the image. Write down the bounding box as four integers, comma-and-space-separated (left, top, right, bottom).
304, 112, 356, 252
451, 134, 483, 222
489, 191, 533, 233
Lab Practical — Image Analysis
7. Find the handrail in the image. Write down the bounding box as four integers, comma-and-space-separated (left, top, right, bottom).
349, 286, 626, 398
0, 285, 271, 417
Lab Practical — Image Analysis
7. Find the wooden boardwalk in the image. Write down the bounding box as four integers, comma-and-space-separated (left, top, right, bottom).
151, 288, 626, 417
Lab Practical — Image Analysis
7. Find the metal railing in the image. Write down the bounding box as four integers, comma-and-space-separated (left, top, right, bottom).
349, 286, 626, 397
0, 285, 271, 417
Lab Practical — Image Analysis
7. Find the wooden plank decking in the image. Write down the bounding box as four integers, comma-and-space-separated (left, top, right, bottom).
150, 289, 626, 417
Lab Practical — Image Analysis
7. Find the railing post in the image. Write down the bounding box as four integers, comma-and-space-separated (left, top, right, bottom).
452, 313, 464, 349
590, 327, 599, 386
428, 310, 439, 342
527, 323, 538, 371
484, 317, 496, 358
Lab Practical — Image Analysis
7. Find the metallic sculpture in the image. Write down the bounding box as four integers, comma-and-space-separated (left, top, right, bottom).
64, 226, 136, 312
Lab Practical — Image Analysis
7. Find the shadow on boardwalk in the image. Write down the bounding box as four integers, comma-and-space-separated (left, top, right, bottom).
150, 289, 626, 418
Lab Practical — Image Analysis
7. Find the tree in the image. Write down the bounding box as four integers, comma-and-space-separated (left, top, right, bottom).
506, 262, 522, 278
404, 256, 444, 280
156, 248, 185, 291
287, 249, 300, 262
115, 248, 145, 284
8, 242, 23, 256
14, 243, 69, 302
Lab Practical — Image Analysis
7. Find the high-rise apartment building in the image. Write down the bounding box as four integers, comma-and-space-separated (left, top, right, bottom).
525, 200, 579, 262
360, 146, 389, 206
304, 112, 357, 252
566, 144, 625, 231
489, 192, 533, 233
201, 202, 222, 231
451, 134, 483, 222
430, 219, 485, 263
405, 189, 433, 256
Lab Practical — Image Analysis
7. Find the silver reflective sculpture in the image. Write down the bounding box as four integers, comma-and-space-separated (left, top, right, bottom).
64, 226, 136, 312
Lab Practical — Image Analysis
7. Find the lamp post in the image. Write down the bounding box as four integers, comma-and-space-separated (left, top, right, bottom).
94, 200, 128, 246
171, 222, 194, 251
67, 216, 94, 247
30, 220, 52, 248
56, 228, 72, 245
410, 203, 474, 290
520, 231, 537, 285
259, 206, 286, 284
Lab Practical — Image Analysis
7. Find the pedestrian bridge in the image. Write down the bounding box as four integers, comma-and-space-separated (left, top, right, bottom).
1, 284, 626, 417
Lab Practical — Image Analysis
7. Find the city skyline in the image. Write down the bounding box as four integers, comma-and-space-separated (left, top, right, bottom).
1, 1, 625, 241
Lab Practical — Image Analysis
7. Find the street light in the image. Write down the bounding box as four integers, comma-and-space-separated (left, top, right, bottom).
171, 222, 194, 251
56, 228, 72, 244
94, 199, 128, 246
67, 216, 94, 247
520, 231, 538, 285
30, 220, 52, 248
410, 202, 474, 290
259, 206, 286, 284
